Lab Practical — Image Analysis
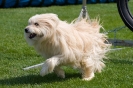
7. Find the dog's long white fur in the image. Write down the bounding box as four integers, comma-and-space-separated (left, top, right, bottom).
24, 13, 111, 80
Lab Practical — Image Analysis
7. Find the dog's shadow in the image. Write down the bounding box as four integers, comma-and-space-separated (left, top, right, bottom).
0, 73, 80, 86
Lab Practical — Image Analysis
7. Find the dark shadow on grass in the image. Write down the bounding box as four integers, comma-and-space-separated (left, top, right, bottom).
0, 73, 81, 86
109, 59, 133, 65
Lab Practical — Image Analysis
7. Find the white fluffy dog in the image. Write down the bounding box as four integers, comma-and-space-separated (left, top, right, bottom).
24, 13, 110, 81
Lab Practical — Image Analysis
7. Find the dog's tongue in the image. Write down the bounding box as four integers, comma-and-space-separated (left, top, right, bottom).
29, 33, 36, 39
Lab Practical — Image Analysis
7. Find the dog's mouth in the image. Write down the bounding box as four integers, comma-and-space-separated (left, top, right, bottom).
29, 33, 37, 39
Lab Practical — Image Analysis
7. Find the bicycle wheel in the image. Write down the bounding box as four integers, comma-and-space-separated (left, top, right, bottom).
117, 0, 133, 32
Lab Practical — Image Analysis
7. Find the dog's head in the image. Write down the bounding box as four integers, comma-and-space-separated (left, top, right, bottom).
24, 13, 59, 45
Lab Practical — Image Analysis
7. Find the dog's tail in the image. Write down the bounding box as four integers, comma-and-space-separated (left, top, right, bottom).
73, 18, 111, 73
72, 17, 103, 34
88, 33, 111, 73
91, 29, 111, 72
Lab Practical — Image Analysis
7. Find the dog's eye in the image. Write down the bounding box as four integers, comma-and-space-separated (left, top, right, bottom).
34, 23, 39, 26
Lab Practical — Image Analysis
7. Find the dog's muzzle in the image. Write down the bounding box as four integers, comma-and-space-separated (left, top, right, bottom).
25, 28, 37, 39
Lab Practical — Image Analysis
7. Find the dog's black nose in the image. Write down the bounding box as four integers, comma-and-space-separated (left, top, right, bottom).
25, 28, 29, 33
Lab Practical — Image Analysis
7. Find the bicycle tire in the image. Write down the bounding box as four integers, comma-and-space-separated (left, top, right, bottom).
117, 0, 133, 32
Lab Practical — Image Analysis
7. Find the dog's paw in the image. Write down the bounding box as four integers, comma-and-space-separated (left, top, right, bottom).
40, 66, 49, 76
57, 70, 65, 78
40, 59, 56, 76
82, 72, 94, 81
54, 67, 65, 78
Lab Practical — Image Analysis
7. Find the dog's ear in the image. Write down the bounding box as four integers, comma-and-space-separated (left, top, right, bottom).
41, 14, 59, 30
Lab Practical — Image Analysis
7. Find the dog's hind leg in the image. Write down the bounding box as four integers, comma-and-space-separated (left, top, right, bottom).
40, 56, 61, 76
81, 67, 95, 81
54, 66, 65, 78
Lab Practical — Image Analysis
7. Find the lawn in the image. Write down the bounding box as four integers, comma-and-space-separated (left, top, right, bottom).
0, 3, 133, 88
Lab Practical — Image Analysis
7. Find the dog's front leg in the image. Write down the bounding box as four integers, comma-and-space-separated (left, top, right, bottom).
54, 66, 65, 78
40, 56, 61, 76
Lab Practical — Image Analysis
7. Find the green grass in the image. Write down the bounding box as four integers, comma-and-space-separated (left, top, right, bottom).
0, 3, 133, 88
